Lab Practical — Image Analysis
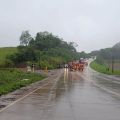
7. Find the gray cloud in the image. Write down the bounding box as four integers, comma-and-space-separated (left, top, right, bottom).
0, 0, 120, 52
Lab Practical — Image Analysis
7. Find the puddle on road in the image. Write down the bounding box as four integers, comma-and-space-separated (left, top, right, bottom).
36, 88, 50, 93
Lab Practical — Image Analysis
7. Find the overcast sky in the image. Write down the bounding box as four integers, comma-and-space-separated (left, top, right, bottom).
0, 0, 120, 52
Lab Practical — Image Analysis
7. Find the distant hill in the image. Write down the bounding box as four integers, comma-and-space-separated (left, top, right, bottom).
89, 41, 120, 66
113, 42, 120, 49
0, 47, 17, 65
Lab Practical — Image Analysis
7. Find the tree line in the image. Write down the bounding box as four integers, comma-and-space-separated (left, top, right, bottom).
6, 31, 89, 69
90, 42, 120, 67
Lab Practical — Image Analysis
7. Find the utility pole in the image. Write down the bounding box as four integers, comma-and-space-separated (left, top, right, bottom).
112, 56, 114, 73
39, 52, 40, 69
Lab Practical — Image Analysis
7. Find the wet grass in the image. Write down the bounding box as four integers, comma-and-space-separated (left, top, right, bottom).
90, 61, 120, 75
0, 68, 45, 95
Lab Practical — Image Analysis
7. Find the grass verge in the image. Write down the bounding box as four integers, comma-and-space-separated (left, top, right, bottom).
90, 61, 120, 75
0, 47, 17, 65
0, 68, 46, 95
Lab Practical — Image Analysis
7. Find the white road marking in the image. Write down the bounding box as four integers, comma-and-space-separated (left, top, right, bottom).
79, 72, 120, 97
96, 76, 120, 84
92, 82, 120, 97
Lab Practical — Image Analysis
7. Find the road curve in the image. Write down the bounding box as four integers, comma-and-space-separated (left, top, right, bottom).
0, 67, 120, 120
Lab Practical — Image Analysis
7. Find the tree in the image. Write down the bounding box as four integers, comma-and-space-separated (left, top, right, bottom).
68, 42, 78, 52
20, 30, 32, 46
8, 31, 81, 69
7, 47, 37, 64
34, 31, 61, 50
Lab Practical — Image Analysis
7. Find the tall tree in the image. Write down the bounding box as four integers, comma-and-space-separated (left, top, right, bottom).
20, 30, 32, 46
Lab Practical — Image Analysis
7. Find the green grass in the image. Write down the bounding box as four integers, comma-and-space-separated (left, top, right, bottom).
0, 47, 17, 65
90, 61, 120, 75
0, 68, 45, 95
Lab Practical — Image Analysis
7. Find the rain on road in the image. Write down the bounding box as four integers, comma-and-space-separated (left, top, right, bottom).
0, 67, 120, 120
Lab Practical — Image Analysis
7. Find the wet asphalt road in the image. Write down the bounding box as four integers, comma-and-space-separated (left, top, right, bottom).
0, 67, 120, 120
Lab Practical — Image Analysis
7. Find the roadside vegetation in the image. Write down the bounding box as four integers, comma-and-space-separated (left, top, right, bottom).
5, 31, 89, 69
90, 41, 120, 75
0, 68, 45, 95
90, 60, 120, 75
